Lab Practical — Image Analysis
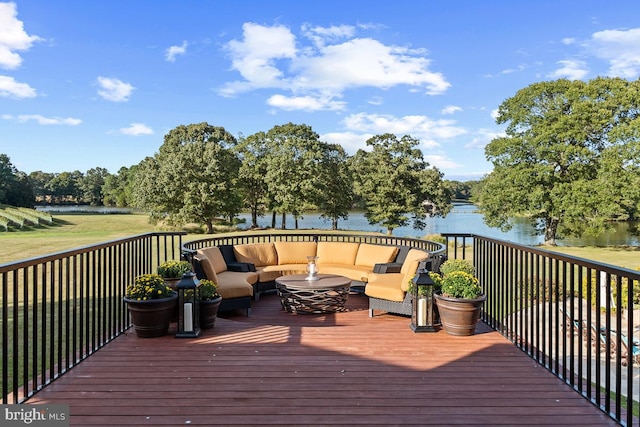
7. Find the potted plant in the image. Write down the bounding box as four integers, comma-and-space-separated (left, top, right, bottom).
157, 260, 193, 289
198, 279, 222, 329
431, 259, 486, 336
123, 273, 178, 338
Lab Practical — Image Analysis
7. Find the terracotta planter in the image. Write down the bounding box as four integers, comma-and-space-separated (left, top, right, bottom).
434, 292, 486, 336
199, 296, 222, 329
124, 292, 178, 338
163, 278, 181, 290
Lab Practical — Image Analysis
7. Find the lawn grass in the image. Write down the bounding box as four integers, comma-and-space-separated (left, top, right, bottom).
1, 212, 639, 270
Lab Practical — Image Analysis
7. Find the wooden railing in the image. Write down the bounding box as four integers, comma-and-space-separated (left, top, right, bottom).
0, 232, 185, 404
443, 233, 639, 426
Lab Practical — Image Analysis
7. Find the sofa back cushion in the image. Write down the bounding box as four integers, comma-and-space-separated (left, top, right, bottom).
317, 242, 360, 265
400, 249, 430, 291
194, 255, 219, 284
355, 243, 399, 268
197, 247, 228, 274
274, 241, 317, 265
234, 243, 277, 267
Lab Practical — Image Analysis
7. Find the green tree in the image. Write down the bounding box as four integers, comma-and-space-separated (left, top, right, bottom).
0, 155, 34, 207
263, 123, 326, 229
350, 133, 452, 235
479, 77, 640, 245
318, 144, 353, 230
28, 171, 56, 203
80, 167, 109, 206
46, 171, 83, 204
103, 166, 137, 207
236, 132, 269, 228
133, 122, 241, 233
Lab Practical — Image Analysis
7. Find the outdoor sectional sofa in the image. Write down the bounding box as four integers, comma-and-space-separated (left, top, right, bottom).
189, 240, 433, 317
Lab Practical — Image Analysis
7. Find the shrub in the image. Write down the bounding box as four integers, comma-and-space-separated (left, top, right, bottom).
157, 260, 192, 278
199, 279, 220, 301
439, 259, 475, 276
125, 274, 174, 301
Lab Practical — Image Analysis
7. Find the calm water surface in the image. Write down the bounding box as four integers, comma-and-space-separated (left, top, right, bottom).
237, 203, 640, 247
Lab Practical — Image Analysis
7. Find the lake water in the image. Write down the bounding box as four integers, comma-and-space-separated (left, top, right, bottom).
236, 203, 640, 247
37, 204, 639, 247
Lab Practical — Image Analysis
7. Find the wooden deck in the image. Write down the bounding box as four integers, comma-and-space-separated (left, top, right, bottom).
26, 292, 618, 426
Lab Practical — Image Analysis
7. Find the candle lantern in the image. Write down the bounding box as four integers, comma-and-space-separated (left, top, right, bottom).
410, 269, 437, 332
176, 272, 201, 338
306, 256, 319, 281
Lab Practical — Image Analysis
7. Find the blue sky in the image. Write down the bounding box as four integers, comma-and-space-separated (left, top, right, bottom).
2, 1, 640, 181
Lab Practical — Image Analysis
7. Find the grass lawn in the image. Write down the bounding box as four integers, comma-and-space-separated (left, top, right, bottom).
0, 213, 639, 270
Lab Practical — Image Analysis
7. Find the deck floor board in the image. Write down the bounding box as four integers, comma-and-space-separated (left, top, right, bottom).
27, 292, 618, 426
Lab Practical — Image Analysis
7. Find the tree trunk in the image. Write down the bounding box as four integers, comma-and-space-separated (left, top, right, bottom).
251, 208, 258, 228
271, 211, 276, 228
281, 212, 287, 229
386, 228, 394, 235
205, 219, 214, 234
332, 218, 338, 230
294, 216, 299, 229
544, 218, 559, 245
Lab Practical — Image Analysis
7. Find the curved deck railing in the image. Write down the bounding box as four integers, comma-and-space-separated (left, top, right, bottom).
181, 232, 447, 255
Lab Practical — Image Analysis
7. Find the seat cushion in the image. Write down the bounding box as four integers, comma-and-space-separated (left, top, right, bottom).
355, 243, 399, 268
274, 241, 317, 265
197, 246, 228, 274
234, 243, 278, 267
317, 242, 360, 266
216, 273, 255, 299
318, 264, 370, 282
364, 274, 406, 302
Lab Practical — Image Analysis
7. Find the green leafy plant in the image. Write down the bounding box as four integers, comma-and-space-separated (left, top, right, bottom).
430, 259, 482, 299
157, 260, 192, 278
199, 279, 220, 301
125, 274, 175, 301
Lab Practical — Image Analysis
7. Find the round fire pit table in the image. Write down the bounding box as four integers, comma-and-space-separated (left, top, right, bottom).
275, 274, 351, 314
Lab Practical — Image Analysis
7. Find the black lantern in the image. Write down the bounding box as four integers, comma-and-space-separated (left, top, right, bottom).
176, 272, 201, 338
410, 269, 437, 332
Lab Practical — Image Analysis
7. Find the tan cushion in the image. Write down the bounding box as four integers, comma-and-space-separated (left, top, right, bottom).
400, 249, 430, 291
262, 264, 308, 275
317, 242, 359, 266
234, 243, 277, 267
195, 254, 219, 284
365, 274, 406, 302
318, 264, 370, 282
197, 247, 227, 274
355, 243, 399, 268
254, 267, 283, 283
274, 241, 317, 265
216, 273, 254, 299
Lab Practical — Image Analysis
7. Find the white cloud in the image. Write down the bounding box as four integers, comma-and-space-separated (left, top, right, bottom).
562, 37, 576, 45
321, 131, 371, 154
547, 59, 588, 80
0, 2, 41, 69
424, 153, 462, 170
441, 105, 462, 115
165, 41, 187, 62
119, 123, 153, 135
2, 114, 81, 125
589, 28, 640, 78
219, 22, 450, 109
465, 128, 503, 150
0, 75, 36, 98
267, 93, 346, 111
342, 112, 466, 145
96, 76, 134, 102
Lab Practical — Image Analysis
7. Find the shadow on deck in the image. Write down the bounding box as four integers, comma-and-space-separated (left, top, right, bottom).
26, 292, 618, 426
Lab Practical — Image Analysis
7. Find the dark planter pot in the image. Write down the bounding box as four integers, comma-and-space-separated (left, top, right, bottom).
124, 292, 178, 338
434, 292, 486, 336
199, 296, 222, 329
163, 278, 181, 290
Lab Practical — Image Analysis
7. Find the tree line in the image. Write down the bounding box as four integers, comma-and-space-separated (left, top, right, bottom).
1, 123, 470, 235
4, 76, 638, 243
